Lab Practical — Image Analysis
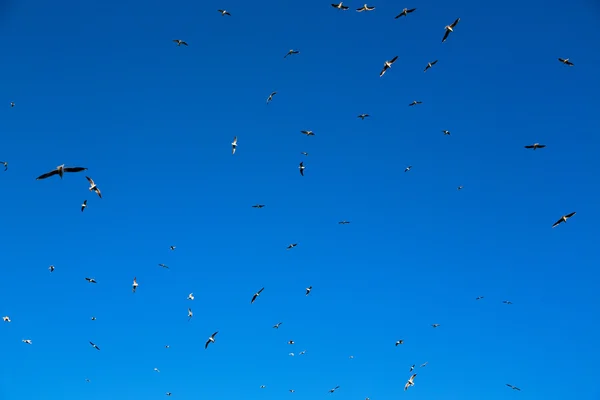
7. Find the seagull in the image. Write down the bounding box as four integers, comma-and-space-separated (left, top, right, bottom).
232, 136, 237, 155
409, 101, 422, 106
289, 390, 295, 393
552, 212, 576, 228
36, 164, 87, 180
0, 161, 7, 171
331, 2, 349, 9
205, 331, 219, 349
288, 340, 295, 345
81, 200, 87, 212
251, 287, 265, 304
287, 243, 298, 250
300, 130, 315, 136
49, 265, 55, 272
457, 186, 464, 190
273, 322, 282, 329
420, 362, 428, 367
424, 60, 438, 72
165, 345, 170, 348
395, 340, 404, 346
173, 39, 188, 46
356, 4, 375, 12
170, 246, 176, 251
431, 323, 440, 328
284, 49, 300, 58
252, 204, 265, 208
289, 352, 295, 356
89, 341, 100, 350
442, 18, 460, 43
85, 379, 90, 382
86, 176, 102, 199
91, 317, 96, 320
22, 339, 32, 345
442, 130, 451, 135
260, 385, 266, 389
524, 143, 546, 150
85, 278, 97, 284
10, 102, 14, 108
2, 316, 10, 322
357, 114, 370, 120
395, 8, 416, 18
218, 9, 231, 16
299, 350, 306, 355
404, 165, 412, 172
476, 296, 484, 300
267, 91, 277, 104
305, 286, 312, 296
132, 277, 138, 293
154, 368, 160, 373
404, 374, 417, 391
506, 384, 521, 391
349, 355, 354, 359
188, 308, 193, 321
187, 293, 194, 300
299, 162, 305, 176
301, 152, 309, 156
166, 393, 172, 396
338, 220, 350, 224
329, 386, 340, 393
158, 264, 169, 269
558, 58, 574, 66
380, 56, 398, 77
503, 300, 513, 305
409, 365, 415, 372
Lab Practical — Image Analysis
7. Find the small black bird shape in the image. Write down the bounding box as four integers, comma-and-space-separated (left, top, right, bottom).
273, 322, 282, 329
331, 2, 349, 10
409, 101, 422, 106
301, 130, 315, 136
81, 200, 87, 212
49, 265, 55, 272
85, 278, 97, 284
329, 386, 340, 393
442, 130, 451, 135
205, 331, 219, 349
10, 102, 14, 108
552, 212, 576, 228
173, 39, 188, 46
301, 152, 309, 156
158, 263, 169, 269
558, 58, 574, 66
506, 384, 521, 391
476, 296, 484, 300
305, 286, 312, 296
89, 341, 100, 350
395, 340, 403, 346
170, 246, 176, 251
503, 300, 513, 305
404, 166, 412, 172
287, 243, 298, 250
431, 323, 440, 328
395, 8, 416, 18
357, 114, 370, 120
251, 287, 264, 304
409, 364, 415, 372
299, 162, 305, 176
356, 4, 375, 12
424, 60, 438, 72
252, 204, 265, 208
338, 220, 350, 224
267, 91, 277, 104
0, 161, 7, 171
380, 56, 398, 77
36, 164, 87, 180
284, 49, 300, 58
524, 143, 546, 150
218, 9, 231, 16
442, 18, 460, 43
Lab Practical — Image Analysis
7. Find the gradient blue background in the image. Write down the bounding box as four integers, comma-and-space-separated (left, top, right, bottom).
1, 0, 600, 399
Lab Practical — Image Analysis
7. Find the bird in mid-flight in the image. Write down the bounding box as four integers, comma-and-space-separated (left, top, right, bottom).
0, 161, 7, 171
476, 296, 484, 300
252, 204, 265, 208
356, 4, 375, 12
357, 114, 370, 120
284, 49, 300, 58
558, 58, 574, 66
301, 152, 309, 156
552, 212, 576, 228
251, 287, 264, 304
187, 293, 194, 300
404, 165, 412, 172
267, 91, 277, 104
524, 143, 546, 150
503, 300, 513, 305
49, 265, 55, 272
81, 200, 87, 212
36, 164, 87, 180
299, 162, 305, 176
331, 2, 349, 10
231, 136, 237, 155
431, 323, 440, 328
404, 374, 417, 391
218, 9, 231, 16
506, 384, 521, 391
442, 130, 451, 135
409, 365, 415, 373
442, 18, 460, 42
380, 56, 398, 77
338, 220, 350, 224
169, 246, 176, 251
409, 101, 422, 106
22, 339, 32, 344
329, 386, 340, 393
173, 39, 188, 46
132, 277, 138, 293
424, 60, 438, 72
301, 130, 315, 136
205, 331, 219, 349
154, 368, 160, 373
86, 176, 102, 199
287, 243, 298, 250
89, 341, 100, 350
188, 308, 193, 321
158, 263, 169, 269
395, 340, 404, 346
457, 185, 464, 190
420, 362, 428, 367
10, 102, 15, 108
305, 286, 312, 296
85, 278, 97, 284
273, 322, 282, 329
395, 8, 416, 18
2, 316, 10, 322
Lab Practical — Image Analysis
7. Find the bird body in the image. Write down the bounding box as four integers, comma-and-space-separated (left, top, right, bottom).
267, 91, 277, 104
357, 114, 370, 119
305, 286, 312, 296
424, 60, 438, 72
524, 143, 546, 150
558, 58, 574, 66
284, 49, 300, 58
2, 316, 10, 322
395, 8, 416, 18
552, 212, 576, 228
205, 331, 219, 349
132, 277, 138, 293
218, 9, 231, 16
301, 130, 315, 136
86, 176, 102, 198
36, 164, 87, 180
85, 277, 97, 284
299, 162, 305, 176
173, 39, 188, 46
409, 101, 422, 106
380, 56, 398, 77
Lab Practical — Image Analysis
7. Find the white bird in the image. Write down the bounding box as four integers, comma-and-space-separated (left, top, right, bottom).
289, 352, 295, 356
301, 130, 315, 136
457, 185, 464, 190
218, 9, 231, 16
260, 385, 266, 389
132, 277, 138, 293
299, 162, 305, 176
349, 355, 354, 359
299, 350, 306, 355
187, 293, 194, 300
22, 339, 32, 344
85, 277, 97, 284
267, 91, 277, 104
86, 176, 102, 199
395, 7, 416, 18
91, 317, 96, 321
356, 4, 375, 12
10, 102, 15, 108
404, 374, 417, 391
273, 322, 282, 328
49, 265, 55, 272
395, 340, 404, 346
154, 368, 160, 373
404, 165, 412, 172
232, 136, 237, 155
301, 152, 309, 156
166, 393, 172, 396
188, 308, 193, 321
288, 340, 295, 344
305, 286, 312, 296
2, 316, 10, 322
442, 130, 451, 135
331, 2, 349, 10
289, 389, 295, 393
409, 364, 415, 372
442, 18, 460, 43
380, 56, 398, 77
205, 331, 219, 349
81, 200, 87, 212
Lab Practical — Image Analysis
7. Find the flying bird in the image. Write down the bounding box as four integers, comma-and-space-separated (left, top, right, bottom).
357, 114, 370, 120
380, 56, 398, 77
91, 317, 96, 320
442, 18, 460, 43
205, 331, 219, 349
301, 152, 309, 156
409, 365, 415, 372
395, 8, 416, 18
503, 300, 513, 305
424, 60, 438, 72
356, 4, 375, 12
404, 166, 412, 172
81, 200, 87, 212
251, 287, 265, 304
404, 374, 417, 391
289, 352, 295, 356
10, 102, 15, 108
158, 263, 169, 269
170, 246, 176, 251
338, 220, 350, 224
154, 368, 160, 373
22, 339, 32, 344
260, 385, 266, 389
420, 362, 428, 367
331, 2, 349, 10
476, 296, 484, 300
395, 340, 404, 346
132, 277, 138, 293
166, 393, 172, 396
2, 316, 10, 322
288, 340, 295, 344
301, 130, 315, 136
409, 101, 422, 106
232, 136, 237, 155
305, 286, 312, 296
287, 243, 298, 250
36, 164, 87, 180
173, 39, 188, 46
506, 384, 521, 391
457, 186, 464, 190
524, 143, 546, 150
85, 278, 97, 284
299, 350, 306, 355
218, 9, 231, 16
188, 308, 193, 321
187, 293, 194, 300
329, 386, 340, 393
89, 341, 100, 350
0, 161, 7, 171
558, 58, 574, 66
284, 49, 300, 58
267, 91, 277, 104
431, 323, 440, 328
289, 390, 295, 393
552, 212, 576, 228
252, 204, 265, 208
299, 162, 305, 176
442, 130, 451, 135
86, 176, 102, 198
273, 322, 282, 329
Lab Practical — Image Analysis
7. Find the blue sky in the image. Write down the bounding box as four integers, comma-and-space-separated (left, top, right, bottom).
1, 0, 600, 399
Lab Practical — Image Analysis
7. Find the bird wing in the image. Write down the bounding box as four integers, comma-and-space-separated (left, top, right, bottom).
390, 55, 398, 63
565, 212, 576, 218
451, 18, 460, 27
442, 30, 450, 42
341, 5, 349, 9
258, 287, 264, 294
86, 176, 95, 186
558, 58, 565, 63
552, 218, 564, 228
537, 144, 546, 148
408, 8, 416, 12
524, 145, 534, 148
64, 167, 87, 173
212, 331, 219, 338
36, 169, 59, 180
95, 188, 102, 198
431, 60, 438, 65
506, 384, 513, 388
379, 66, 387, 76
394, 13, 403, 19
205, 339, 211, 349
404, 382, 410, 391
251, 294, 257, 303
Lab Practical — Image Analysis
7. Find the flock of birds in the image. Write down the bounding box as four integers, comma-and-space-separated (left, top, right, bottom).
1, 2, 581, 398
